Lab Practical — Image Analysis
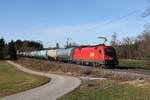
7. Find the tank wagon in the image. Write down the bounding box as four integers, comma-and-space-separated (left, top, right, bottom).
18, 44, 118, 68
56, 48, 74, 61
47, 49, 57, 60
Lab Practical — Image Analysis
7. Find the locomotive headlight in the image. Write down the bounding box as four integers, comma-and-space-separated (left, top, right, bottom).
105, 56, 113, 60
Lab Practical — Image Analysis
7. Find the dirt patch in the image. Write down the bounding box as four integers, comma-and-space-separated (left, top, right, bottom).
121, 79, 150, 88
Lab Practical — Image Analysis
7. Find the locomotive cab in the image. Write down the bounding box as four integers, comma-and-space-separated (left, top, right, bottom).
103, 47, 118, 66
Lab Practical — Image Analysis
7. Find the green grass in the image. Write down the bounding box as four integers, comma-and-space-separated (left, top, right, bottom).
0, 61, 50, 97
118, 60, 146, 69
60, 81, 150, 100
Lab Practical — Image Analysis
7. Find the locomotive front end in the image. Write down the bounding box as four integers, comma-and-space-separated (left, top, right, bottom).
103, 47, 119, 66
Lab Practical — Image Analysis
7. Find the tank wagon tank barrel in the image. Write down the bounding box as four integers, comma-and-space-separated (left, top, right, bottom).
47, 49, 57, 60
56, 48, 74, 61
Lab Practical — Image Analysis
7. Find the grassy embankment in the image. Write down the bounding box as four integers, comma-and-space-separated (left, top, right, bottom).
60, 80, 150, 100
118, 59, 150, 69
0, 61, 50, 97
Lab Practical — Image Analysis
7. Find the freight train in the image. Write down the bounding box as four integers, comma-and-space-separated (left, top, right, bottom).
17, 44, 118, 68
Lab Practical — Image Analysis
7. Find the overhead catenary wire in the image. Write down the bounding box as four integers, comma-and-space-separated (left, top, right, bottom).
87, 6, 148, 32
105, 7, 147, 25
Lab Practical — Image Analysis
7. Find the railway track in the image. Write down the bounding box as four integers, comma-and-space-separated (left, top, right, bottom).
47, 59, 150, 76
60, 61, 150, 79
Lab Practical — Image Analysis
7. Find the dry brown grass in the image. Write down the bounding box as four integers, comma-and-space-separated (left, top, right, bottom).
16, 58, 149, 81
121, 79, 150, 88
144, 61, 150, 69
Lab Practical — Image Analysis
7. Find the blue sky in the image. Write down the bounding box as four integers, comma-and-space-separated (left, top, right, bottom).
0, 0, 150, 47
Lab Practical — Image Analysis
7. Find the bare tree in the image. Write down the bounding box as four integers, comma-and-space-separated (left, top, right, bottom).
110, 32, 118, 46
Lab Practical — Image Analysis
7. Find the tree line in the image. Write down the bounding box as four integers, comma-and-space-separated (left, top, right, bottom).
0, 39, 43, 60
14, 40, 43, 51
0, 39, 17, 60
110, 25, 150, 60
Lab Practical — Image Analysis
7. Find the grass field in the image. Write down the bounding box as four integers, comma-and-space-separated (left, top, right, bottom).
0, 61, 50, 97
117, 60, 148, 69
60, 80, 150, 100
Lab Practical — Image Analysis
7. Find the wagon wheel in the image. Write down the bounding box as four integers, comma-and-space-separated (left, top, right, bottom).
92, 62, 99, 67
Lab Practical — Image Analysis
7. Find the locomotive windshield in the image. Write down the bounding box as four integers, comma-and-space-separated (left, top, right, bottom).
105, 48, 116, 57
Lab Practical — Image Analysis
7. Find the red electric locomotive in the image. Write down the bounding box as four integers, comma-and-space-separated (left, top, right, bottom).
72, 44, 118, 68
